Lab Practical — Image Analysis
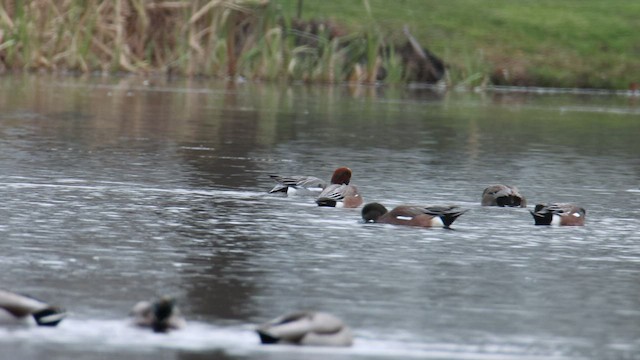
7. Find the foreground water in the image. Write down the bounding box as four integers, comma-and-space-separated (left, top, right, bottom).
0, 75, 638, 359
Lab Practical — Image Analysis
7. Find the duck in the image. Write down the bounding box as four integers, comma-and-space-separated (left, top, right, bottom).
0, 289, 66, 326
362, 202, 467, 228
315, 167, 363, 208
256, 311, 353, 347
481, 184, 527, 207
130, 296, 186, 333
269, 166, 355, 196
316, 184, 363, 208
530, 203, 586, 226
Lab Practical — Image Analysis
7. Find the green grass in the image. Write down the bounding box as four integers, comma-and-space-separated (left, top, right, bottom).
273, 0, 640, 89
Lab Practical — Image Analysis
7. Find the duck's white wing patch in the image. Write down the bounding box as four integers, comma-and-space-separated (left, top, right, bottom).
395, 215, 413, 221
38, 312, 67, 324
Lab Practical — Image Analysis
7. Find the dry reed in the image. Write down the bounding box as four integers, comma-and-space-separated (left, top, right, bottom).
0, 0, 412, 84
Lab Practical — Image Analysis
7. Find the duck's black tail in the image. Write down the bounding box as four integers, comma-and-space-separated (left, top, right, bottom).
257, 330, 280, 344
440, 209, 468, 228
530, 205, 553, 225
424, 206, 468, 228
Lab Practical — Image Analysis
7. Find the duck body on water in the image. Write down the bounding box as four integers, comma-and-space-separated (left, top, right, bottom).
312, 167, 364, 208
530, 203, 586, 226
481, 184, 527, 207
0, 289, 66, 326
316, 183, 364, 208
361, 203, 467, 228
130, 296, 187, 333
256, 311, 353, 347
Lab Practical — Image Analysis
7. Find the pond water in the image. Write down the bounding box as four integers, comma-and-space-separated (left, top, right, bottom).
0, 75, 638, 360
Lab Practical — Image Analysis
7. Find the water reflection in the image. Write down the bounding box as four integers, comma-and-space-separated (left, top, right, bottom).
0, 74, 638, 359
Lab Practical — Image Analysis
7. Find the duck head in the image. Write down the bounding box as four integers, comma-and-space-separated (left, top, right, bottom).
361, 203, 388, 223
330, 167, 352, 185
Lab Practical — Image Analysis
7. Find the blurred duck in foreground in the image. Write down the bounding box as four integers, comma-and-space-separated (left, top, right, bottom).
0, 289, 66, 326
315, 167, 363, 208
362, 203, 467, 228
530, 203, 586, 226
130, 296, 186, 333
481, 184, 527, 207
256, 311, 353, 347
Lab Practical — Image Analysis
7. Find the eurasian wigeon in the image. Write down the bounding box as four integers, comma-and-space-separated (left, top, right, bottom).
361, 203, 467, 228
130, 296, 186, 333
256, 311, 353, 347
315, 167, 363, 208
0, 288, 66, 326
268, 167, 353, 195
530, 203, 586, 226
481, 184, 527, 207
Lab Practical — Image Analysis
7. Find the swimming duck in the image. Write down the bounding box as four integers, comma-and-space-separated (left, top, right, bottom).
256, 311, 353, 347
362, 203, 467, 228
268, 167, 353, 195
316, 184, 363, 208
315, 167, 363, 208
530, 203, 586, 226
481, 184, 527, 207
130, 296, 186, 333
0, 289, 66, 326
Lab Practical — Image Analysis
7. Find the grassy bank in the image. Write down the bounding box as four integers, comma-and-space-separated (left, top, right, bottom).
0, 0, 638, 89
275, 0, 640, 89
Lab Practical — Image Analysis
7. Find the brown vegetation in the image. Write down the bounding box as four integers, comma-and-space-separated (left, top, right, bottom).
0, 0, 444, 84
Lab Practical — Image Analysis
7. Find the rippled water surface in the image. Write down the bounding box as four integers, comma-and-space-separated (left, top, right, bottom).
0, 75, 639, 360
